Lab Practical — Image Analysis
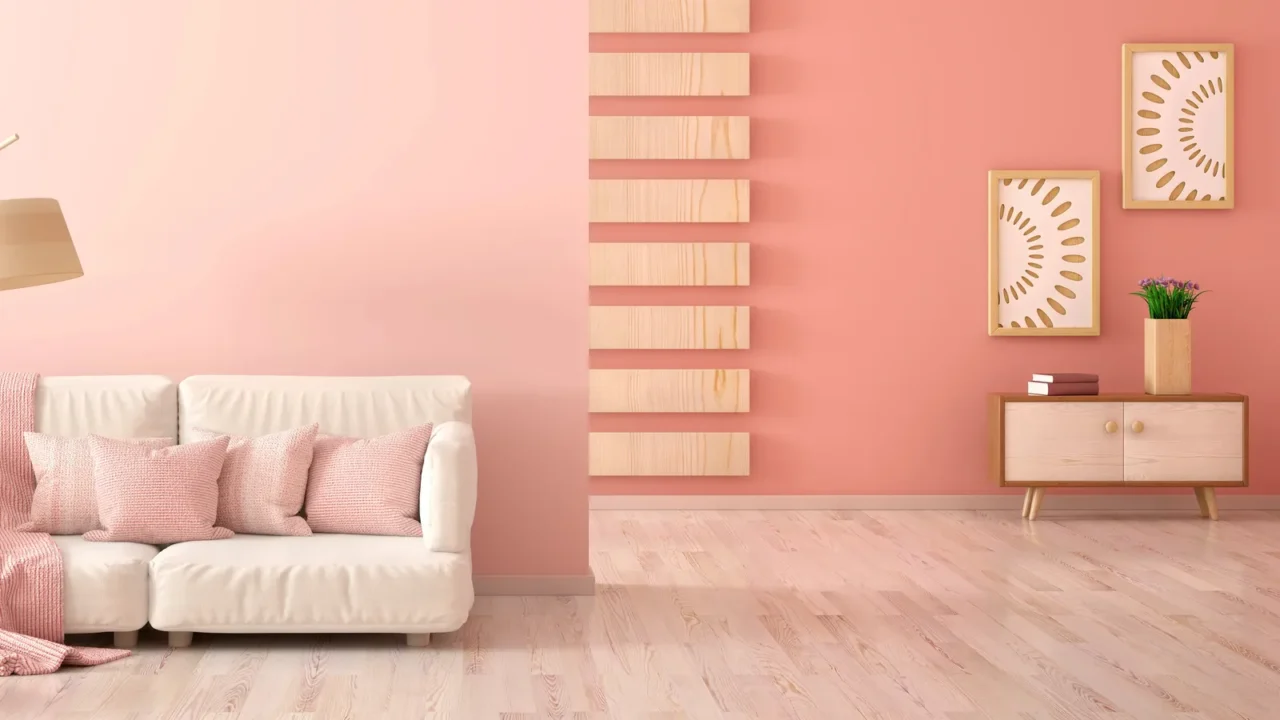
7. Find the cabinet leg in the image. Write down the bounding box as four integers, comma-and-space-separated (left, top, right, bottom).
1194, 487, 1210, 517
1200, 487, 1219, 521
1028, 487, 1046, 520
1021, 488, 1035, 519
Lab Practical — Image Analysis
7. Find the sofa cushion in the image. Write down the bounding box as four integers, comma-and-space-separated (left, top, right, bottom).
148, 534, 473, 632
52, 536, 156, 633
189, 424, 317, 536
304, 425, 431, 536
85, 436, 233, 544
20, 434, 172, 535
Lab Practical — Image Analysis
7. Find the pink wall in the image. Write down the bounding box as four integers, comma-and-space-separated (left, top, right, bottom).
591, 1, 1280, 495
0, 2, 588, 574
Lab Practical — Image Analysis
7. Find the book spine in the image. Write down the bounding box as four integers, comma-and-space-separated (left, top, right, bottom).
1045, 382, 1099, 396
1032, 374, 1099, 384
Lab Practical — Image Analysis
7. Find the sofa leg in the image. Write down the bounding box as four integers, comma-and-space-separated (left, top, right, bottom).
406, 633, 431, 647
168, 631, 193, 648
113, 631, 138, 649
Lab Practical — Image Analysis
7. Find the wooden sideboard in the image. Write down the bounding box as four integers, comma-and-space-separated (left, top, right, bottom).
989, 393, 1248, 520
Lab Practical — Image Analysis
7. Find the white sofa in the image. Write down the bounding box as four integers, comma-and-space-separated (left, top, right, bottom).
35, 374, 478, 648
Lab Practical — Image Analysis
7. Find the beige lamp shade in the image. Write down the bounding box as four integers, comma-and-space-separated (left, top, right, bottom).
0, 198, 83, 291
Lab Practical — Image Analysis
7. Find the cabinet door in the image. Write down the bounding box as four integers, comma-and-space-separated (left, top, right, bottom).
1123, 402, 1244, 483
1004, 402, 1124, 483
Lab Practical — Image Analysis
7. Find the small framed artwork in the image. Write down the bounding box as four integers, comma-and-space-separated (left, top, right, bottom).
988, 170, 1101, 337
1123, 43, 1234, 209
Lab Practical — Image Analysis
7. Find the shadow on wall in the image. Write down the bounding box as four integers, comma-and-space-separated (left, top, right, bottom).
753, 0, 805, 31
469, 391, 589, 575
750, 54, 803, 96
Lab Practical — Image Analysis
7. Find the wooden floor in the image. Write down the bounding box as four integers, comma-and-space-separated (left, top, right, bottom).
5, 509, 1280, 719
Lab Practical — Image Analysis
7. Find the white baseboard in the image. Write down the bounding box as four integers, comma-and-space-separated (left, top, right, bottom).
474, 573, 596, 596
590, 494, 1280, 511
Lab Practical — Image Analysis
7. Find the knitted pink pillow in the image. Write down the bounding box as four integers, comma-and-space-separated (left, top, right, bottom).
18, 434, 172, 535
189, 424, 318, 536
304, 424, 431, 536
84, 435, 233, 543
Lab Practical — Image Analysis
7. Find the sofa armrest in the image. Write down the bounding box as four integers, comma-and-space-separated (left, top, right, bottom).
422, 421, 477, 553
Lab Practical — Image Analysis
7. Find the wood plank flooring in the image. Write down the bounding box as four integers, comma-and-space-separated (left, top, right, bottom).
7, 509, 1280, 718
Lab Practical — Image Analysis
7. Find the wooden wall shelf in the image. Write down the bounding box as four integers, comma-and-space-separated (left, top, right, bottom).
589, 306, 750, 350
589, 369, 749, 413
589, 53, 750, 97
589, 0, 751, 33
589, 243, 749, 286
589, 432, 750, 476
590, 180, 749, 224
590, 116, 750, 160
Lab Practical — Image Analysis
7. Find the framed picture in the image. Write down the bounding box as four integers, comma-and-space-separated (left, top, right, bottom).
1123, 43, 1234, 209
988, 170, 1101, 336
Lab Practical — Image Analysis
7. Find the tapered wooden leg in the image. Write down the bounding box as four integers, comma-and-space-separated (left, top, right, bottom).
407, 633, 431, 647
1021, 488, 1035, 519
168, 631, 193, 648
1195, 487, 1210, 517
1201, 487, 1219, 521
113, 631, 138, 648
1027, 487, 1046, 520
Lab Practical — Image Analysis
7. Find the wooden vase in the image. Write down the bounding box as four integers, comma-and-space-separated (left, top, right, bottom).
1144, 318, 1191, 395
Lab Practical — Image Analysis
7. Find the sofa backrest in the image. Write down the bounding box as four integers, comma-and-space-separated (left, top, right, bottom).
35, 376, 178, 440
177, 375, 472, 441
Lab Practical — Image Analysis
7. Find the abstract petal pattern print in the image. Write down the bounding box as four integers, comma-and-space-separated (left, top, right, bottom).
991, 173, 1098, 334
1126, 46, 1233, 207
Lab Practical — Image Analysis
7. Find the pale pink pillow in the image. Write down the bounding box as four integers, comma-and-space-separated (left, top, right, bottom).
18, 433, 172, 535
84, 435, 234, 544
189, 424, 318, 536
304, 424, 431, 536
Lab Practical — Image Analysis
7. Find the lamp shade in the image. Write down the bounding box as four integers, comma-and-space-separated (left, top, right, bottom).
0, 198, 83, 291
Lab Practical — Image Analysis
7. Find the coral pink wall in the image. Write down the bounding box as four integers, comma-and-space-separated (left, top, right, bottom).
591, 1, 1280, 496
0, 2, 588, 574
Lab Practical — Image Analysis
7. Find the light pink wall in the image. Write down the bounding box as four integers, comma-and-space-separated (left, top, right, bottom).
591, 1, 1280, 496
0, 2, 588, 574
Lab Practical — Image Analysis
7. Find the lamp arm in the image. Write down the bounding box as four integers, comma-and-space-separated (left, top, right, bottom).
0, 134, 18, 153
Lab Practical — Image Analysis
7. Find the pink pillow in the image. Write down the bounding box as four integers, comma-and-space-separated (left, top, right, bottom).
18, 433, 172, 535
304, 424, 431, 536
189, 424, 318, 536
84, 435, 234, 544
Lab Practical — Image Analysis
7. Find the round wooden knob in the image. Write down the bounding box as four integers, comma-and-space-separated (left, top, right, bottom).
1104, 421, 1118, 434
1131, 420, 1145, 433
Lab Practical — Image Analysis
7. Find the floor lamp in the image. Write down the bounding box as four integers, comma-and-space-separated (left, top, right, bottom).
0, 134, 84, 291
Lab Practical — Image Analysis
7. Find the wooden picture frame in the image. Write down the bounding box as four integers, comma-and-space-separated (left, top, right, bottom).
988, 170, 1101, 337
1122, 43, 1234, 209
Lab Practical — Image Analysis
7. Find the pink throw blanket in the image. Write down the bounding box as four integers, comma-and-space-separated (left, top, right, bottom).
0, 372, 130, 675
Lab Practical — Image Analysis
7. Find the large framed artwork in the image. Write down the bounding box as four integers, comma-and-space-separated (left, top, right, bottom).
1123, 43, 1234, 209
988, 170, 1101, 336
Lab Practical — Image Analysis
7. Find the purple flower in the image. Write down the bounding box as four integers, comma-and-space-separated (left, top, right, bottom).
1137, 275, 1205, 294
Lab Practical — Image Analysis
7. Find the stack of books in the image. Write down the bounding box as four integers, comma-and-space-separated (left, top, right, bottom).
1027, 372, 1099, 396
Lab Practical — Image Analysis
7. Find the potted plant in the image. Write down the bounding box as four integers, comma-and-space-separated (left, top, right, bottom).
1133, 276, 1206, 395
